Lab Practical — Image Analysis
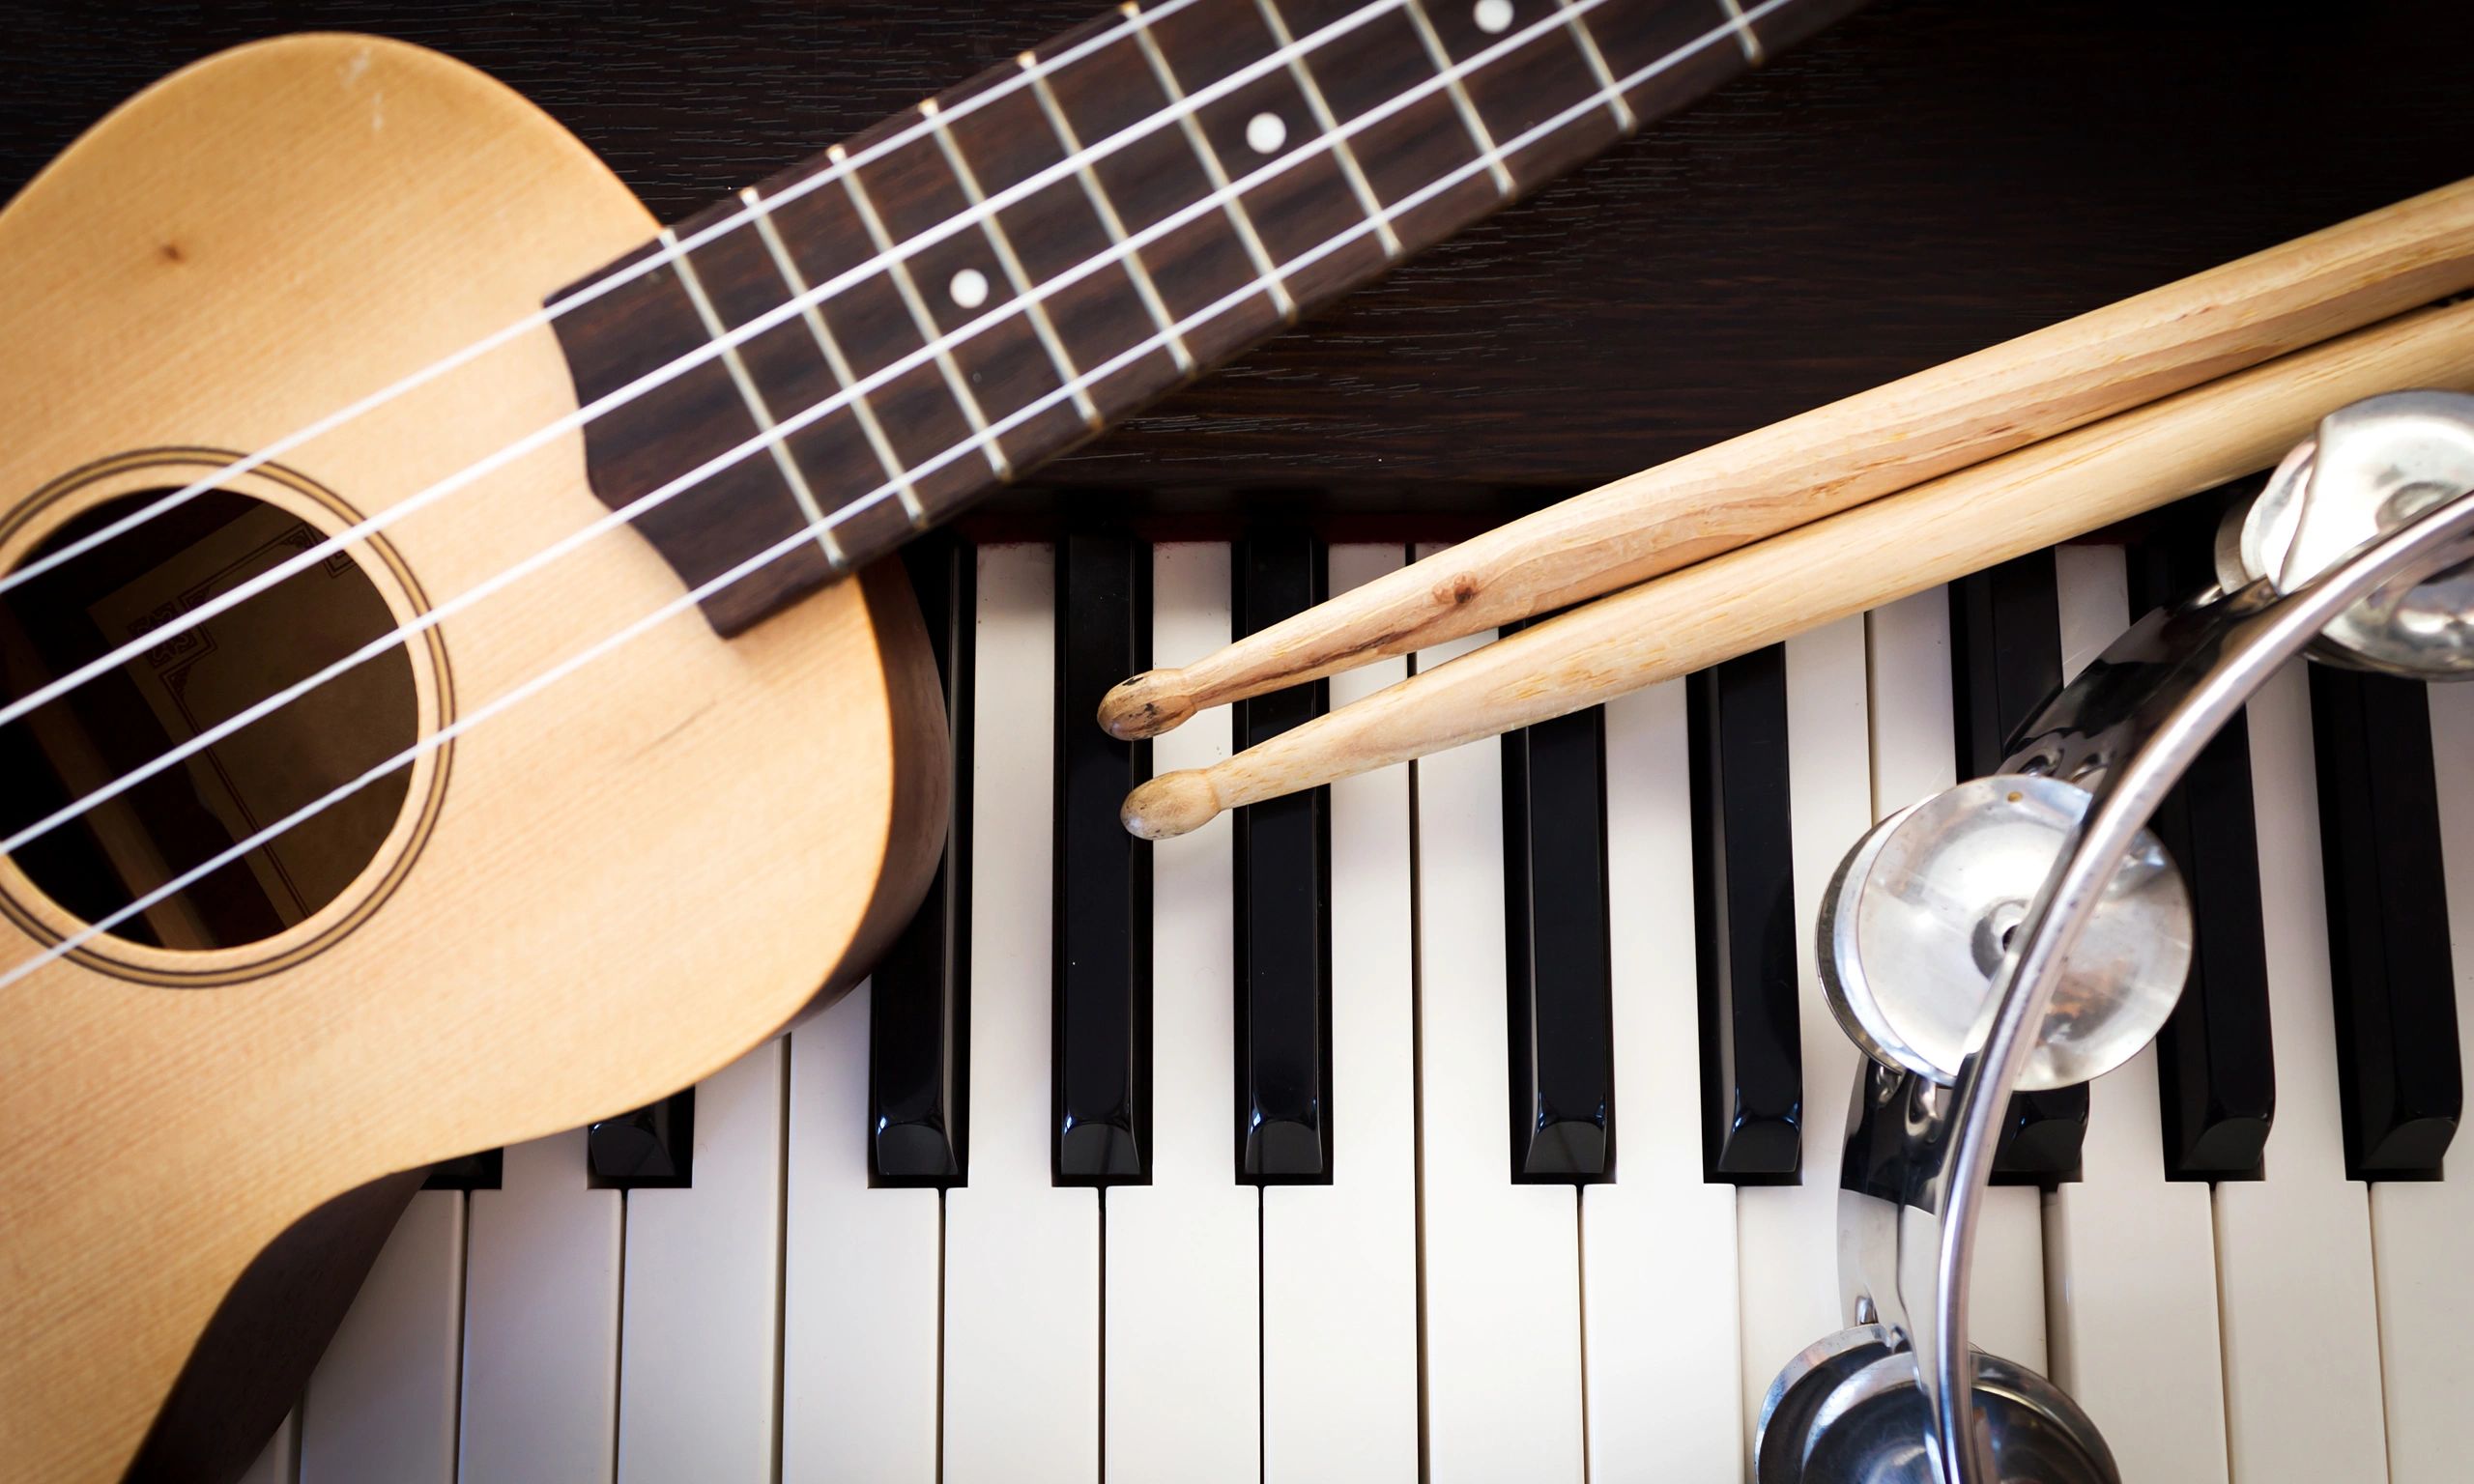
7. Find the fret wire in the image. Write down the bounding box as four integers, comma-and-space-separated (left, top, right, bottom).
583, 2, 1214, 313
657, 226, 849, 569
1556, 0, 1639, 131
1128, 9, 1302, 324
1021, 55, 1200, 374
740, 186, 928, 526
1252, 0, 1407, 259
832, 143, 1015, 480
1, 0, 1797, 993
920, 98, 1107, 430
825, 0, 1770, 538
1715, 0, 1767, 65
684, 0, 1635, 566
1402, 0, 1515, 197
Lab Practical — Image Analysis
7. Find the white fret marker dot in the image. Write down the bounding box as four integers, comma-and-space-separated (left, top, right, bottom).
948, 268, 990, 309
1474, 0, 1513, 34
1246, 111, 1287, 156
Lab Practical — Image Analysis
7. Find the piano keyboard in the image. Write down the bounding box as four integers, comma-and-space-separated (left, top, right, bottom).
235, 512, 2467, 1484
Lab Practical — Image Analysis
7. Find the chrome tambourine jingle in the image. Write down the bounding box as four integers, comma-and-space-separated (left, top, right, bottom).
1756, 1326, 1898, 1484
1758, 1328, 2117, 1484
2222, 389, 2474, 678
1798, 1350, 2119, 1484
1818, 774, 2192, 1090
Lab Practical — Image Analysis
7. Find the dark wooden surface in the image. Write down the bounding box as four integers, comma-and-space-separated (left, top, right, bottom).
6, 0, 2471, 525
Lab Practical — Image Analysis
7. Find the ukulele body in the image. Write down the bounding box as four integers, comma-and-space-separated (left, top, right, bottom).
0, 35, 944, 1482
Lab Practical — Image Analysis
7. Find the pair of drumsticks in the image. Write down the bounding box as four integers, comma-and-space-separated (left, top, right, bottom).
1105, 178, 2474, 840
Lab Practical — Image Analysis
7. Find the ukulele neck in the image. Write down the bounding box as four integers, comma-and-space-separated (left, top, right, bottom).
551, 0, 1860, 636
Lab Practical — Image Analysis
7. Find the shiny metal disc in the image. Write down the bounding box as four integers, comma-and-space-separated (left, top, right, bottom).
1794, 1349, 2120, 1484
2224, 392, 2474, 679
1819, 774, 2192, 1089
1755, 1327, 1894, 1484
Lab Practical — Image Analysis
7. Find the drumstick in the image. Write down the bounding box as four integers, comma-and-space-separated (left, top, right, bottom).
1097, 178, 2474, 742
1119, 297, 2474, 839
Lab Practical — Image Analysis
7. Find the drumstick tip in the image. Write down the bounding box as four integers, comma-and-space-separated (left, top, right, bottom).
1121, 768, 1222, 840
1098, 669, 1194, 740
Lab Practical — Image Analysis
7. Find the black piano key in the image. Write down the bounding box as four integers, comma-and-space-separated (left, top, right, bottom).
589, 1089, 695, 1187
1949, 552, 2088, 1184
870, 534, 975, 1187
1502, 679, 1616, 1183
1232, 529, 1333, 1184
2310, 665, 2462, 1180
1951, 553, 2066, 780
1052, 530, 1152, 1185
421, 1148, 503, 1191
1982, 1093, 2084, 1180
1688, 645, 1801, 1184
2127, 496, 2276, 1181
2143, 725, 2276, 1179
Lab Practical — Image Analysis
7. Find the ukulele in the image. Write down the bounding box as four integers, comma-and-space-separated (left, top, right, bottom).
0, 1, 1857, 1476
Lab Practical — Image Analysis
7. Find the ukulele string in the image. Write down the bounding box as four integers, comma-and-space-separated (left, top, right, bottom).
0, 0, 1778, 989
0, 0, 1223, 601
0, 0, 1609, 823
0, 0, 1423, 736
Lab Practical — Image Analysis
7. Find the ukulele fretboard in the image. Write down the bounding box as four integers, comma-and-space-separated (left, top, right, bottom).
551, 0, 1860, 635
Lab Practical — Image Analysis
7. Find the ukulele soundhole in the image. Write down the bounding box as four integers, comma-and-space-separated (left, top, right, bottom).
0, 453, 451, 983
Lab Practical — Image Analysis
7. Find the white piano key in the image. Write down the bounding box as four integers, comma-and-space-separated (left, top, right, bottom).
300, 1189, 463, 1484
2370, 678, 2474, 1484
943, 542, 1101, 1484
1260, 543, 1420, 1483
2043, 1044, 2230, 1482
1867, 586, 1962, 821
2040, 542, 2229, 1483
1413, 594, 1585, 1483
459, 1129, 620, 1484
781, 984, 939, 1483
1581, 675, 1743, 1480
2209, 658, 2388, 1482
1863, 587, 2046, 1369
2051, 543, 2132, 681
1105, 543, 1257, 1482
236, 1410, 299, 1484
1733, 614, 1877, 1461
615, 1040, 786, 1484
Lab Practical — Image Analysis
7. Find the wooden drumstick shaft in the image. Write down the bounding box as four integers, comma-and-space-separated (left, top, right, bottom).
1120, 298, 2474, 839
1098, 178, 2474, 742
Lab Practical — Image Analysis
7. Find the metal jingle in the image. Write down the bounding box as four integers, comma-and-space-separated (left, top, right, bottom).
2223, 390, 2474, 679
1796, 1348, 2120, 1484
1819, 774, 2192, 1090
1755, 1326, 1895, 1484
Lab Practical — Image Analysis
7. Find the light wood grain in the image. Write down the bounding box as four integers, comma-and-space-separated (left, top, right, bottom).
1120, 298, 2474, 839
0, 36, 943, 1482
1098, 178, 2474, 741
